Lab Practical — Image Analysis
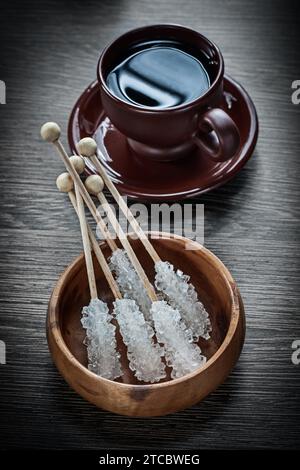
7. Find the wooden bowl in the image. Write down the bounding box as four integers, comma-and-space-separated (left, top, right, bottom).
47, 232, 245, 417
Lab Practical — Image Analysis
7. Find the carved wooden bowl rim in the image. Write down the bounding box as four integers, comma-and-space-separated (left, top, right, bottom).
47, 231, 241, 391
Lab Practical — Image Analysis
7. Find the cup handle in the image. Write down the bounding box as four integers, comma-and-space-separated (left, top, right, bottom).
193, 108, 240, 162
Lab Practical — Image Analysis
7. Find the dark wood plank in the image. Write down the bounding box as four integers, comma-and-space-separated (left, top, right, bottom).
0, 0, 300, 450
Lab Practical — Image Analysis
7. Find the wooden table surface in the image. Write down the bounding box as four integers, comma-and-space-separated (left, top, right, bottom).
0, 0, 300, 450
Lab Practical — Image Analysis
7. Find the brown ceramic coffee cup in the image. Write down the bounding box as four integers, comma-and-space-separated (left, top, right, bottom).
98, 24, 240, 162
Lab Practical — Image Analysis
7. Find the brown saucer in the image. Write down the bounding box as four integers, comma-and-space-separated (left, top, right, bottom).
68, 75, 258, 201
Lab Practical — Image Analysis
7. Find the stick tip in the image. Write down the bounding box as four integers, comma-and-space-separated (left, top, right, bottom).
56, 172, 74, 193
40, 122, 61, 142
85, 175, 104, 195
70, 155, 85, 174
77, 137, 97, 157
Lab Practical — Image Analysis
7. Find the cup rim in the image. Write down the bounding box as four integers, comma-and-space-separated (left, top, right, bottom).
97, 23, 224, 113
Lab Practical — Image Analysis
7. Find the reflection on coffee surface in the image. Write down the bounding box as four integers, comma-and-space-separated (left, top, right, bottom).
106, 41, 210, 109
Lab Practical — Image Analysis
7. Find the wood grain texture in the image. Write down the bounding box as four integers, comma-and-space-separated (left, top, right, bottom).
0, 0, 300, 450
47, 234, 244, 416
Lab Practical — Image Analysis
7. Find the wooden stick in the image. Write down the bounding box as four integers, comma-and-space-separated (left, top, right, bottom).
74, 183, 98, 300
41, 124, 157, 302
97, 191, 157, 302
53, 139, 118, 252
83, 173, 157, 301
58, 140, 156, 300
90, 154, 161, 263
76, 137, 160, 263
68, 190, 122, 300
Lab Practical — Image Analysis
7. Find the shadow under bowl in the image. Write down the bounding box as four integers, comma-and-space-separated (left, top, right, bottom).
47, 232, 245, 417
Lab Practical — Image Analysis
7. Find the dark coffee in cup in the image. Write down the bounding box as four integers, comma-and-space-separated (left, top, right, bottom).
98, 25, 240, 162
106, 40, 210, 109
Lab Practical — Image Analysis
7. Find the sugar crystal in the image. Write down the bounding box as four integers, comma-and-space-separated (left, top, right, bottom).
151, 300, 206, 379
155, 261, 211, 341
81, 298, 122, 380
113, 298, 166, 383
110, 249, 152, 322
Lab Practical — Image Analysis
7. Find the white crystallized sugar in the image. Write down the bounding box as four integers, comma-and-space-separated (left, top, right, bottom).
155, 261, 211, 341
83, 255, 211, 382
109, 249, 152, 322
81, 298, 122, 380
113, 299, 166, 383
151, 300, 207, 379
